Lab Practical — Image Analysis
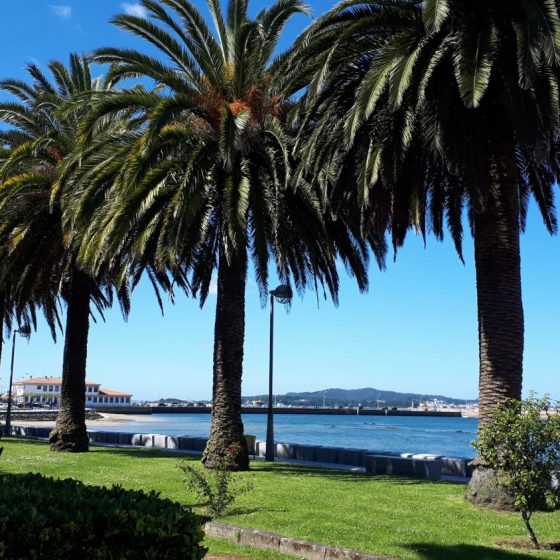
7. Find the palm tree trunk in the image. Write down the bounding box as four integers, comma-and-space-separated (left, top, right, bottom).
474, 148, 523, 427
202, 249, 249, 471
49, 270, 91, 452
466, 141, 523, 508
0, 292, 5, 372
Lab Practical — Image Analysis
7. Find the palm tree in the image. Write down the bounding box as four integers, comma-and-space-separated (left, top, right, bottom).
67, 0, 371, 470
293, 0, 560, 497
0, 56, 133, 452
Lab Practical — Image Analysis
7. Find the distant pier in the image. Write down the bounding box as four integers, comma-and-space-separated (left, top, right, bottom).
93, 406, 462, 417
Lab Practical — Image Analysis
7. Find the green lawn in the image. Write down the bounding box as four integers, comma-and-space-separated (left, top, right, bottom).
1, 437, 559, 560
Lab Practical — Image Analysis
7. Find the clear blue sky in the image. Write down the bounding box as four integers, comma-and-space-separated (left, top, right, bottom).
1, 1, 559, 402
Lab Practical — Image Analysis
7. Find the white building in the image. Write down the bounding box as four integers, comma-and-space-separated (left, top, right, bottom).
12, 376, 132, 407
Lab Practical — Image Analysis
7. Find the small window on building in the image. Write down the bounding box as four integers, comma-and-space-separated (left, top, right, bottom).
49, 385, 53, 392
37, 385, 41, 391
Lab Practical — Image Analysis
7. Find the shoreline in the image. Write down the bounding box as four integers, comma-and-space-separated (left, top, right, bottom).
12, 412, 160, 429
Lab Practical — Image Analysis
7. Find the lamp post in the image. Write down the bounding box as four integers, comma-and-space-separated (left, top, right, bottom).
4, 325, 31, 435
266, 284, 293, 462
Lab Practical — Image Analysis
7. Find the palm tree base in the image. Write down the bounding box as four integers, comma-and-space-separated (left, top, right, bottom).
202, 432, 250, 471
49, 426, 89, 453
465, 467, 516, 511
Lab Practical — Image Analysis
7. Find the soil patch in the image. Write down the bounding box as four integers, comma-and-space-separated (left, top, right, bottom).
495, 538, 560, 551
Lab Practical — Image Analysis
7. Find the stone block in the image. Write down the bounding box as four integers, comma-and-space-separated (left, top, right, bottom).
365, 455, 442, 480
34, 427, 51, 438
442, 457, 474, 478
167, 435, 179, 449
118, 432, 133, 445
315, 446, 339, 464
294, 444, 320, 461
177, 436, 196, 450
239, 528, 281, 551
192, 437, 208, 451
153, 434, 168, 448
142, 434, 156, 447
255, 440, 267, 457
106, 432, 122, 444
412, 458, 442, 480
338, 448, 365, 466
275, 442, 296, 459
131, 433, 144, 446
87, 431, 100, 443
93, 431, 121, 444
279, 537, 328, 560
245, 434, 256, 454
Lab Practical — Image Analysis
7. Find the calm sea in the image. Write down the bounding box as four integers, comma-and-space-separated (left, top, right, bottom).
92, 413, 478, 458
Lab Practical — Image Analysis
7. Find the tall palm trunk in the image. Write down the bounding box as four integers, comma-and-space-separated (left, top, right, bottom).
467, 141, 523, 507
0, 292, 4, 372
50, 270, 91, 452
202, 249, 249, 471
474, 145, 523, 427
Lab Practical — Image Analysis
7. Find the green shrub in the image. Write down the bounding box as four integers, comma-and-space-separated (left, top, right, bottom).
178, 444, 253, 518
0, 472, 207, 559
475, 395, 560, 549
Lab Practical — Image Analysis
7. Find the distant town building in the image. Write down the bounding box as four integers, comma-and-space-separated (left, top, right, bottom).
12, 377, 132, 407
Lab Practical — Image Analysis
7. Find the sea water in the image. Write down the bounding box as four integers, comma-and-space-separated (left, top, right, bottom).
92, 413, 478, 457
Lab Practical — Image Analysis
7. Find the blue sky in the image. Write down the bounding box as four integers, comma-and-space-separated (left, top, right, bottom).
1, 1, 559, 402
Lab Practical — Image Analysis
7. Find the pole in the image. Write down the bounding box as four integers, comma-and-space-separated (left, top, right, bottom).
5, 332, 17, 435
265, 293, 275, 461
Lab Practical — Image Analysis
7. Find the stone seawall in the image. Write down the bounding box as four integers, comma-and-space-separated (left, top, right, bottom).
94, 406, 462, 417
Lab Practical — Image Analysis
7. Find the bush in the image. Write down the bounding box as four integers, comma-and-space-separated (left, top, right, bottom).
475, 395, 560, 549
178, 444, 253, 518
0, 472, 207, 559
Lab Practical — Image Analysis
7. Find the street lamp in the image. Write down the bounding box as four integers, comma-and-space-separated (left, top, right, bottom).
4, 325, 31, 435
266, 284, 293, 462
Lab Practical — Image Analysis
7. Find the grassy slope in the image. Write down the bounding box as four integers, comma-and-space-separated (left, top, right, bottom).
1, 438, 559, 560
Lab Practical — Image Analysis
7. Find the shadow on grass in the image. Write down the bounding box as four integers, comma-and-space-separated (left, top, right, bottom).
406, 543, 541, 560
90, 445, 198, 460
253, 463, 454, 485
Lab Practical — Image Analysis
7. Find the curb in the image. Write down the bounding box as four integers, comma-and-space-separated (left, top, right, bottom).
204, 522, 398, 560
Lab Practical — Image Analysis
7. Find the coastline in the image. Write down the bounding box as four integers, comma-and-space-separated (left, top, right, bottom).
12, 413, 155, 429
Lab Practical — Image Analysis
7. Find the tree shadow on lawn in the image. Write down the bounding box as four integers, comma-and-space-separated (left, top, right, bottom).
406, 543, 542, 560
253, 463, 456, 485
90, 445, 199, 460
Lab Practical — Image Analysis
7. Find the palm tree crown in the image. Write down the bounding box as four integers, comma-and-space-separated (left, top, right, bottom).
65, 0, 372, 469
291, 0, 560, 501
0, 55, 134, 451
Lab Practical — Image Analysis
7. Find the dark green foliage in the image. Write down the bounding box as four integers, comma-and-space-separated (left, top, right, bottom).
0, 472, 207, 559
475, 396, 560, 548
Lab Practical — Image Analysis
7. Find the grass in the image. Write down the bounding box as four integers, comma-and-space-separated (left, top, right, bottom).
1, 438, 559, 560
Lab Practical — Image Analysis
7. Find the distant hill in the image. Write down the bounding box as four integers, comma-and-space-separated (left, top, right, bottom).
243, 387, 474, 408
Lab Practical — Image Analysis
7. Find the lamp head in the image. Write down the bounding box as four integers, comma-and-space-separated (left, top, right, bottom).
271, 285, 293, 304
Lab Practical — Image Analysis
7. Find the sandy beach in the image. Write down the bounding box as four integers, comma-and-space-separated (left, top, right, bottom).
12, 413, 161, 429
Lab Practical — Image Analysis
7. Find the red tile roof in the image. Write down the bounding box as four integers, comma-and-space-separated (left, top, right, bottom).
14, 377, 101, 385
98, 388, 133, 397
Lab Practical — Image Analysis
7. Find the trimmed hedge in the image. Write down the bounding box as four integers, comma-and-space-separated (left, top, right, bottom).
0, 473, 207, 559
